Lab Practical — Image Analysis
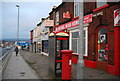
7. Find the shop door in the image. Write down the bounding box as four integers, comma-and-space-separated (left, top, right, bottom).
96, 28, 108, 71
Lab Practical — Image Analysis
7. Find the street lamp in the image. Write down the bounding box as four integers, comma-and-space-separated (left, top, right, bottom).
77, 1, 84, 80
16, 4, 20, 45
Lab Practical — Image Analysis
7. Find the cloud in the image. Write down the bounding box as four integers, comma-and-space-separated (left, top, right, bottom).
2, 1, 62, 39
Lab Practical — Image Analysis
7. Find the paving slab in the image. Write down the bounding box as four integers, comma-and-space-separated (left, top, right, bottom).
20, 50, 120, 80
3, 52, 39, 79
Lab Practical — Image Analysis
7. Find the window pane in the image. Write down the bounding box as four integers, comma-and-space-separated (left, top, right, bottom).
98, 28, 108, 62
97, 2, 107, 8
72, 32, 79, 38
55, 11, 59, 25
72, 39, 77, 53
83, 31, 86, 54
75, 3, 79, 17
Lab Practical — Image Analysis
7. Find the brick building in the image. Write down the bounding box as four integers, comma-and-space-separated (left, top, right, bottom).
30, 30, 33, 52
48, 1, 120, 76
29, 1, 120, 77
49, 2, 74, 31
84, 2, 120, 76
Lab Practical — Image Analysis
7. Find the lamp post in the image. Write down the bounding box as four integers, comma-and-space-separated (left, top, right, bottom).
77, 0, 84, 80
16, 4, 19, 45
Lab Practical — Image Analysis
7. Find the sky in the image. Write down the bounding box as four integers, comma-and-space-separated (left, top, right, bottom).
1, 0, 62, 40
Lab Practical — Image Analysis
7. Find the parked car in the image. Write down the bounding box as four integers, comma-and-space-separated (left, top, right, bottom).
6, 46, 11, 50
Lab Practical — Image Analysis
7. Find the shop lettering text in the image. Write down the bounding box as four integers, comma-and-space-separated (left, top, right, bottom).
55, 14, 92, 32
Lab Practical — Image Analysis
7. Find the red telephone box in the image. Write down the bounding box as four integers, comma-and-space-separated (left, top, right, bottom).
48, 31, 69, 77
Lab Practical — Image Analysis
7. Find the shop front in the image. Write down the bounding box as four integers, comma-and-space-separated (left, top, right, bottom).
42, 40, 48, 53
55, 5, 120, 76
84, 4, 120, 76
37, 40, 41, 53
41, 32, 49, 56
55, 14, 92, 64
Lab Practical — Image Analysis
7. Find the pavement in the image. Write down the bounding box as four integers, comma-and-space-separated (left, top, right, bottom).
3, 51, 39, 79
20, 50, 120, 80
20, 50, 51, 79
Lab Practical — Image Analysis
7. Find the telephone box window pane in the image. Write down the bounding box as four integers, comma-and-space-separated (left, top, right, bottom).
61, 40, 68, 50
72, 39, 77, 53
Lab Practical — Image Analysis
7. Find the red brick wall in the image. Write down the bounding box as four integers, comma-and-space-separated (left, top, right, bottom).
49, 2, 74, 27
84, 2, 96, 15
88, 3, 120, 65
30, 30, 33, 40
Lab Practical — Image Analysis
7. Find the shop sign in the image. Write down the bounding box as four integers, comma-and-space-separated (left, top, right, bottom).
41, 34, 48, 40
55, 19, 79, 32
84, 14, 92, 24
63, 12, 71, 18
92, 12, 103, 17
56, 32, 69, 36
55, 14, 92, 32
114, 9, 120, 26
45, 20, 54, 26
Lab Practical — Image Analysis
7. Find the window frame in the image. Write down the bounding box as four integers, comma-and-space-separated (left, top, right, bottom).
55, 11, 59, 25
83, 27, 88, 56
69, 27, 88, 56
74, 0, 79, 17
70, 29, 79, 54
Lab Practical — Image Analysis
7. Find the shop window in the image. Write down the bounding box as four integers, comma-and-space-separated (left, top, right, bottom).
70, 28, 88, 55
55, 11, 59, 25
70, 30, 79, 54
98, 28, 108, 62
97, 0, 107, 8
83, 27, 88, 56
42, 40, 48, 53
74, 0, 79, 17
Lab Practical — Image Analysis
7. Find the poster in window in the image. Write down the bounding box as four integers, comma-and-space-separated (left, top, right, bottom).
100, 34, 106, 43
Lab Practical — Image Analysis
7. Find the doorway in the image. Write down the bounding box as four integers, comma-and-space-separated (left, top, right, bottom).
96, 27, 108, 71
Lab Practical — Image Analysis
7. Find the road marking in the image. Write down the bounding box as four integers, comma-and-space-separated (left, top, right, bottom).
0, 52, 8, 61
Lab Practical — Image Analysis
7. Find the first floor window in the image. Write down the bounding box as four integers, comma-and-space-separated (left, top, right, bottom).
97, 0, 107, 8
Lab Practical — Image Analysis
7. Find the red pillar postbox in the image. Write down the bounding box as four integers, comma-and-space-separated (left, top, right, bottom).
61, 50, 73, 80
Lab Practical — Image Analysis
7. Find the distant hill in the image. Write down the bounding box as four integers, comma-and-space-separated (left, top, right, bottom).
1, 38, 30, 42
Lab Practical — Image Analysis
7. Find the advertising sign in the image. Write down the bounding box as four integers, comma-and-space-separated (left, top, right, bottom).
45, 20, 54, 26
84, 14, 92, 24
55, 14, 92, 32
55, 19, 79, 32
100, 34, 106, 43
114, 9, 120, 26
63, 12, 70, 18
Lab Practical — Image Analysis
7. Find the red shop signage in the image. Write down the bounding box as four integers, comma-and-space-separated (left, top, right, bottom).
114, 9, 120, 26
55, 14, 92, 32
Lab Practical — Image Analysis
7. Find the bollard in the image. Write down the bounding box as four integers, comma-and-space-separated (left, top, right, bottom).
61, 50, 73, 81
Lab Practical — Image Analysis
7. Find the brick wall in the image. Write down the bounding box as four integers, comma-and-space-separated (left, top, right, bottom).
88, 2, 120, 65
49, 2, 74, 27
